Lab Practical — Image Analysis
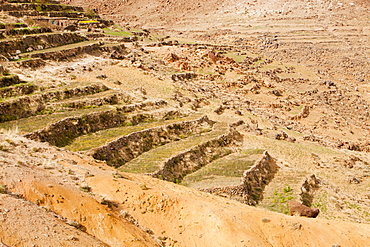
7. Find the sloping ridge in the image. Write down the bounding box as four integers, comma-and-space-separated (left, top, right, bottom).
58, 0, 370, 28
1, 134, 370, 246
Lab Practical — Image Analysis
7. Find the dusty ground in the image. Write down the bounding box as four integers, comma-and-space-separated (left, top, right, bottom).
2, 134, 370, 246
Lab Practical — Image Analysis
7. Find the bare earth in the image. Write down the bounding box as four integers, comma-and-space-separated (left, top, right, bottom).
1, 134, 370, 246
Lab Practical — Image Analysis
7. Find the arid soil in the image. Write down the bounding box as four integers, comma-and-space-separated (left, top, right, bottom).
2, 134, 370, 246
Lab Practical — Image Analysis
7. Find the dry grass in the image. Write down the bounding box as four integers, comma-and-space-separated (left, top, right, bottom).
119, 123, 228, 174
65, 114, 203, 151
0, 106, 113, 134
181, 149, 263, 188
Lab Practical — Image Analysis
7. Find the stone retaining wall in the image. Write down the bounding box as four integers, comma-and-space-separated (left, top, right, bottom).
0, 84, 108, 122
92, 116, 216, 167
25, 42, 101, 61
56, 93, 128, 109
24, 100, 169, 147
200, 151, 279, 205
300, 174, 320, 207
0, 74, 21, 87
0, 83, 37, 98
14, 58, 46, 69
0, 3, 84, 12
151, 129, 243, 183
5, 27, 51, 36
0, 32, 86, 57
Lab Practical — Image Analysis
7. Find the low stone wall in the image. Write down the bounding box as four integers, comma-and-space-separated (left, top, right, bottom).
26, 42, 101, 61
0, 74, 22, 88
92, 116, 216, 167
100, 43, 127, 53
151, 129, 243, 183
0, 3, 84, 12
303, 133, 370, 152
0, 83, 37, 98
14, 58, 46, 69
0, 84, 108, 122
0, 33, 87, 57
25, 100, 169, 147
115, 100, 167, 113
200, 151, 279, 205
300, 174, 320, 207
5, 27, 52, 36
290, 105, 310, 120
56, 93, 129, 109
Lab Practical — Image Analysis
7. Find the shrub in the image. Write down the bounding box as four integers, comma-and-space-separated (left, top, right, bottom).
0, 145, 9, 152
85, 8, 97, 18
0, 184, 7, 194
79, 186, 91, 192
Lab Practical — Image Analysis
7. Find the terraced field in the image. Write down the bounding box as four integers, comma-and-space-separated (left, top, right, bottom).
0, 0, 266, 201
182, 149, 264, 189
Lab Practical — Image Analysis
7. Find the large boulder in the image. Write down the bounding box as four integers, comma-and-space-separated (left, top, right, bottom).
289, 201, 320, 218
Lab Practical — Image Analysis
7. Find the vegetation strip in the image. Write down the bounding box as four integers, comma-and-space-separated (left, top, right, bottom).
24, 100, 170, 146
0, 83, 108, 122
150, 128, 243, 183
200, 151, 279, 205
91, 115, 216, 167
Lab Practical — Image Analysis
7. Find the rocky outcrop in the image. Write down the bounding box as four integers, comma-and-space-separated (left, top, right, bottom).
200, 151, 279, 205
151, 129, 243, 183
0, 84, 108, 122
24, 100, 170, 147
91, 116, 216, 167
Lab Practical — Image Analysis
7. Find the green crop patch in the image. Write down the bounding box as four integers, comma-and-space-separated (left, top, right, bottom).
181, 151, 257, 188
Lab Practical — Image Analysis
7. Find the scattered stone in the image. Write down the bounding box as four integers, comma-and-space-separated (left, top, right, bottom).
166, 53, 180, 62
140, 184, 148, 190
110, 50, 125, 60
274, 131, 288, 140
235, 110, 243, 115
64, 25, 78, 32
230, 120, 244, 128
291, 222, 303, 230
68, 235, 79, 241
66, 220, 87, 232
214, 105, 226, 115
0, 184, 7, 194
84, 171, 94, 178
286, 137, 296, 143
271, 89, 283, 96
171, 72, 197, 81
348, 177, 361, 184
261, 217, 270, 223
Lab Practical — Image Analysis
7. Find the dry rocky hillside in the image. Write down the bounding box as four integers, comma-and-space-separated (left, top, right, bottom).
1, 0, 370, 246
